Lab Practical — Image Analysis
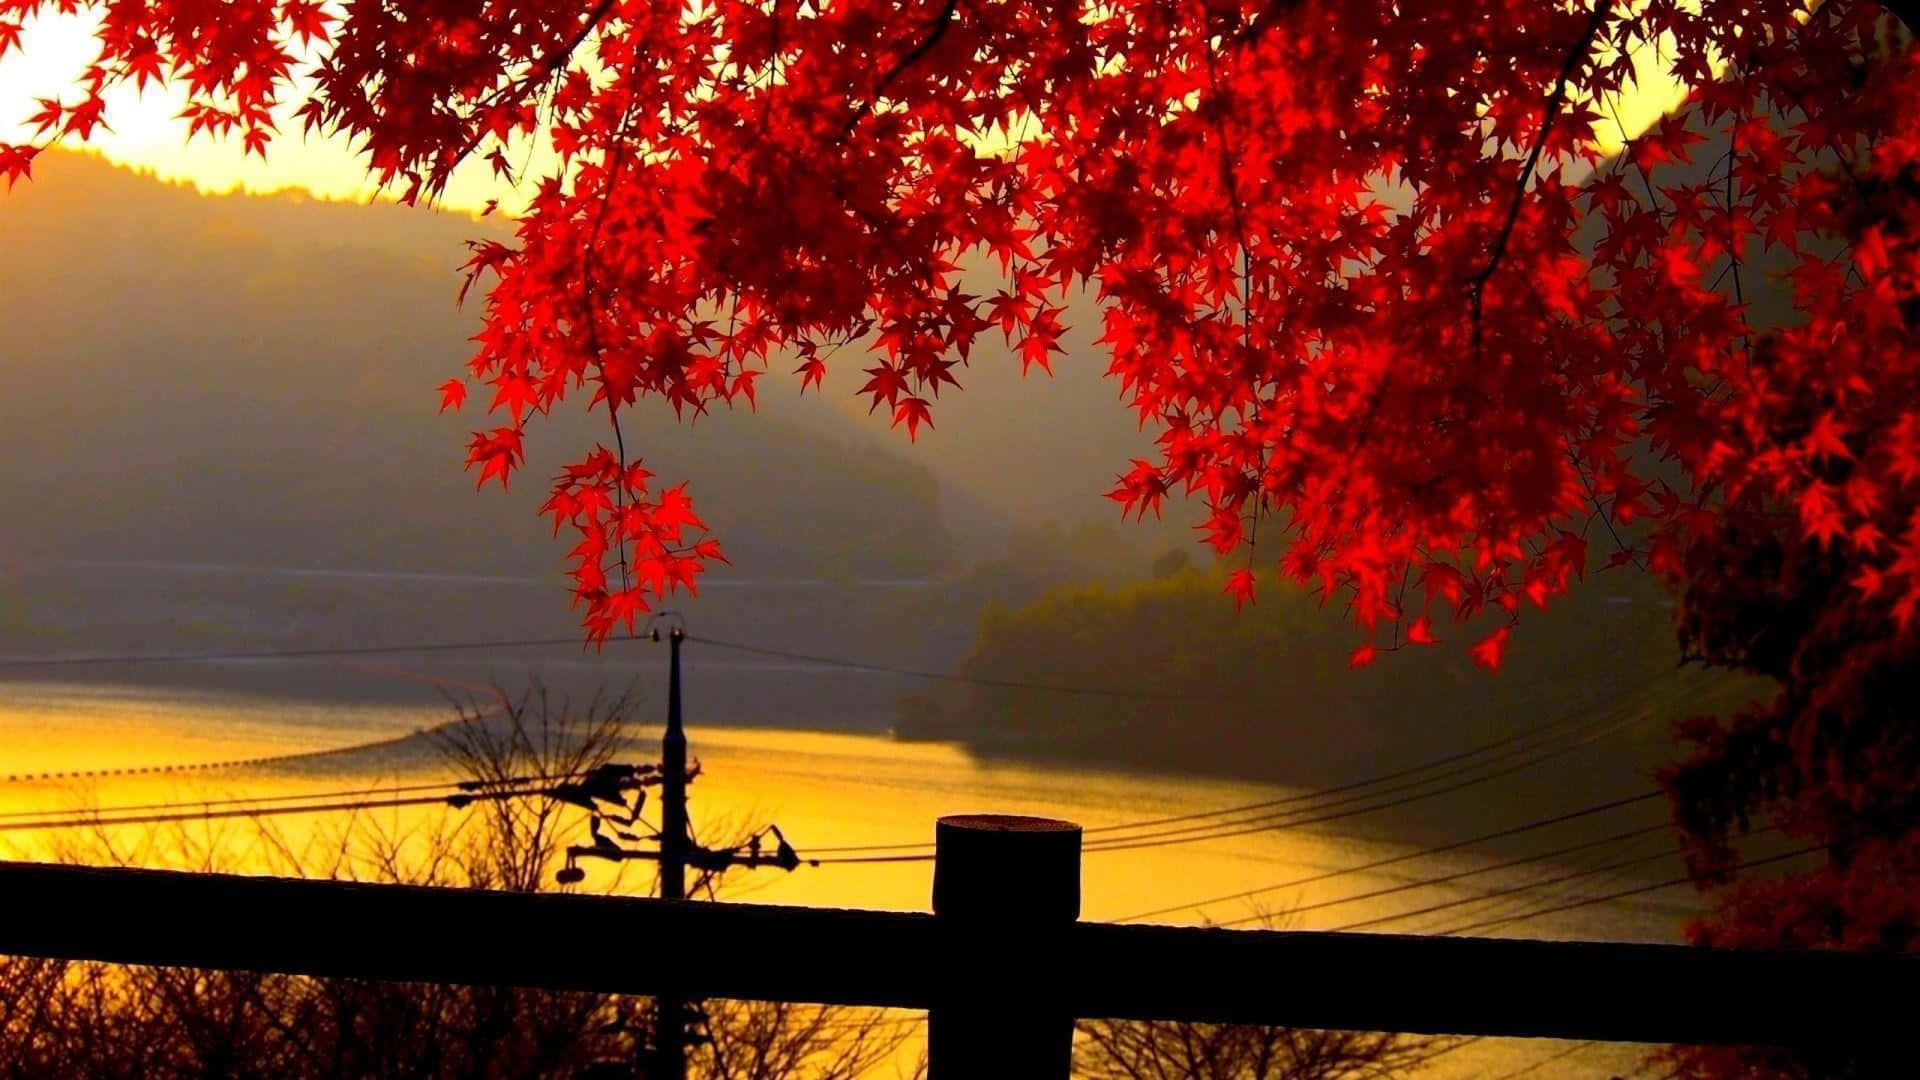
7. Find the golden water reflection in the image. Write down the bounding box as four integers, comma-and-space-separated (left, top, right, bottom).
1, 681, 1694, 1077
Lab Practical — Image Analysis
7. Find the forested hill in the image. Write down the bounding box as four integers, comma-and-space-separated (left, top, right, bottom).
932, 566, 1768, 820
0, 149, 951, 582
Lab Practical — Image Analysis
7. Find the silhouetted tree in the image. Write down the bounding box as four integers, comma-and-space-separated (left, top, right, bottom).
1654, 329, 1920, 1077
1074, 1021, 1447, 1080
699, 999, 911, 1080
1075, 913, 1446, 1080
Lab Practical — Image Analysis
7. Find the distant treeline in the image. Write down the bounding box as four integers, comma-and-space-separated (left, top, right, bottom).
926, 566, 1766, 816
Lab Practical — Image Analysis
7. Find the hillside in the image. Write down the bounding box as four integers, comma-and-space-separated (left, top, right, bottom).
0, 151, 995, 725
0, 150, 954, 583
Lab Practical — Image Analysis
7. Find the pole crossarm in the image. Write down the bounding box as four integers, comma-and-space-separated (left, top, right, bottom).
0, 859, 1906, 1048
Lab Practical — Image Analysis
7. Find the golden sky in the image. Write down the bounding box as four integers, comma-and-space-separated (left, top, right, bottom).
0, 11, 512, 212
0, 9, 1687, 217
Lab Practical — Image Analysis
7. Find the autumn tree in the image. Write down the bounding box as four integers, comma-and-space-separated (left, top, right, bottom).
2, 0, 1911, 652
6, 1, 1920, 1070
1651, 333, 1920, 1078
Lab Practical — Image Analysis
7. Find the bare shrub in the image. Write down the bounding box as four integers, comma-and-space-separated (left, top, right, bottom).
0, 680, 905, 1079
1074, 913, 1454, 1080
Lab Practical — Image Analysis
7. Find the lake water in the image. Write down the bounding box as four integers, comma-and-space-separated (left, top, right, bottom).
0, 675, 1695, 1077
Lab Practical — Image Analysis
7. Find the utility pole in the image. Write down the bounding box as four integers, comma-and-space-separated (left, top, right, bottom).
655, 621, 689, 1080
560, 619, 802, 1077
659, 623, 688, 902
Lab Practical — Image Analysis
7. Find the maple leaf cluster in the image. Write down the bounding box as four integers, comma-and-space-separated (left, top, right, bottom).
4, 0, 1918, 657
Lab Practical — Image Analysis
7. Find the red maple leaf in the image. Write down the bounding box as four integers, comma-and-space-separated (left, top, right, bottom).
892, 397, 933, 441
1468, 625, 1511, 673
1224, 568, 1257, 610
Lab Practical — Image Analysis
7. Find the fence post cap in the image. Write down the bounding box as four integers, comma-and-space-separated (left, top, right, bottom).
936, 813, 1079, 833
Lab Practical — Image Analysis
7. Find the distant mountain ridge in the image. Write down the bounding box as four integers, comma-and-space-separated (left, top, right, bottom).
0, 149, 955, 582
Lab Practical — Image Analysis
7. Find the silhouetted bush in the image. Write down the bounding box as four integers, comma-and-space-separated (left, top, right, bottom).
0, 683, 906, 1079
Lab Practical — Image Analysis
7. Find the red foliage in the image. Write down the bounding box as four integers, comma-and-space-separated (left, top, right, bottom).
3, 0, 1917, 659
1656, 502, 1920, 1074
11, 12, 1920, 1072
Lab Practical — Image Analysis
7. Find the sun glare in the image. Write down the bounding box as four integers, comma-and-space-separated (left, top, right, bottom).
0, 10, 508, 213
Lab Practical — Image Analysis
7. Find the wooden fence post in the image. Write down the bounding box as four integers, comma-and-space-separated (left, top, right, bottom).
928, 813, 1081, 1080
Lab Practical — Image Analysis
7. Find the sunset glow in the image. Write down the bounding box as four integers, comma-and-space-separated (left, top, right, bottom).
1, 8, 1688, 217
2, 1, 1912, 1076
0, 10, 510, 211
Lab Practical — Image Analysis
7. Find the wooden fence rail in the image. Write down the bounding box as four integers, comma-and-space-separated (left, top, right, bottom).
0, 815, 1906, 1077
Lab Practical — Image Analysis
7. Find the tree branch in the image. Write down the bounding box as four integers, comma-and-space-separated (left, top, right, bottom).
1467, 0, 1613, 354
840, 0, 960, 137
433, 0, 616, 194
584, 96, 639, 596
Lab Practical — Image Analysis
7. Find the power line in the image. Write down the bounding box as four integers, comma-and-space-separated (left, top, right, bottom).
798, 668, 1688, 858
1487, 1040, 1598, 1079
1327, 847, 1680, 931
1116, 790, 1662, 923
1081, 670, 1706, 922
1079, 725, 1619, 851
0, 623, 1618, 715
807, 851, 941, 866
810, 714, 1651, 867
1437, 846, 1821, 937
1, 712, 487, 785
5, 663, 513, 786
1075, 667, 1678, 838
1124, 789, 1686, 934
0, 777, 571, 834
1400, 1036, 1487, 1071
0, 769, 578, 822
1416, 831, 1789, 937
1080, 665, 1708, 854
1323, 834, 1741, 933
812, 691, 1667, 866
1079, 708, 1652, 855
1077, 690, 1625, 836
0, 625, 1374, 705
0, 634, 623, 671
1416, 832, 1656, 936
1213, 823, 1672, 929
0, 778, 467, 820
5, 625, 1748, 944
794, 693, 1660, 857
690, 634, 1319, 702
